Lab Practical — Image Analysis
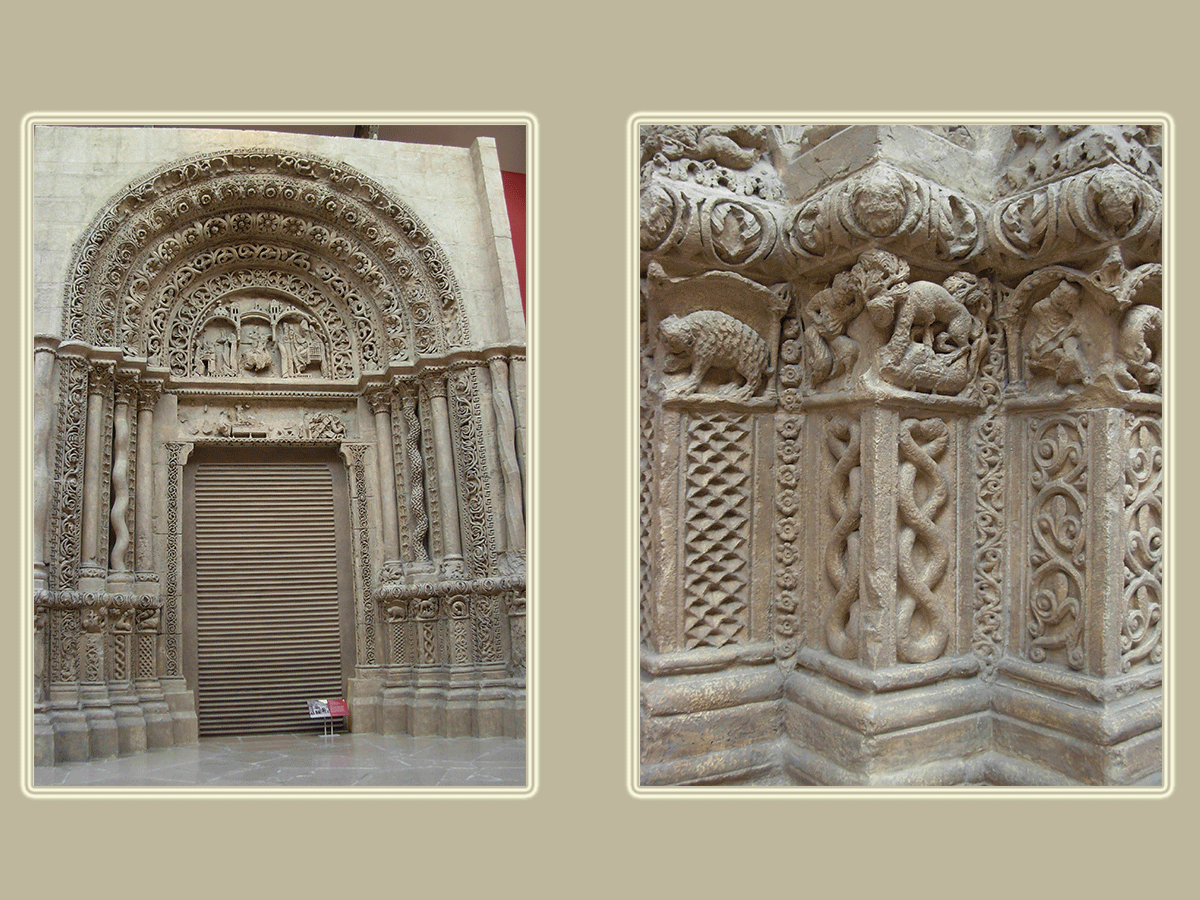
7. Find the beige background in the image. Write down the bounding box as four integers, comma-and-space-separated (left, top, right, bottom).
2, 0, 1192, 894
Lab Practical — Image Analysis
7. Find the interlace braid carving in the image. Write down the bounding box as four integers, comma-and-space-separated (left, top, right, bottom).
417, 385, 444, 560
640, 399, 654, 648
896, 418, 951, 663
389, 391, 413, 563
823, 418, 862, 660
1028, 417, 1087, 670
450, 369, 498, 577
450, 599, 471, 666
392, 609, 409, 668
1121, 414, 1163, 671
400, 390, 430, 561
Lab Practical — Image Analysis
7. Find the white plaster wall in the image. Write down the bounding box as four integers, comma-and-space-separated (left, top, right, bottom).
33, 126, 525, 348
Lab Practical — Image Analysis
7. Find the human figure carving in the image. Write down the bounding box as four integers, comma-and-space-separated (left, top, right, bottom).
1027, 280, 1088, 386
279, 319, 328, 377
659, 309, 771, 400
804, 271, 863, 387
194, 338, 215, 377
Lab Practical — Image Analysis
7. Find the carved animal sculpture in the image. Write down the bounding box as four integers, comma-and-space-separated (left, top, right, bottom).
879, 280, 982, 394
659, 309, 771, 400
849, 250, 986, 395
1115, 304, 1162, 391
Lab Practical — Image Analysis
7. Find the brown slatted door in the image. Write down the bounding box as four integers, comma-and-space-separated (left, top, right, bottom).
193, 461, 343, 736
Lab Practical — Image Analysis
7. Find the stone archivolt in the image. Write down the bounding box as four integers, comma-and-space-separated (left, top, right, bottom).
36, 140, 526, 766
640, 123, 1163, 787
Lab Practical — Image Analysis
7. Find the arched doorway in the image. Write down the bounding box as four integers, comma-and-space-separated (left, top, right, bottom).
36, 141, 526, 762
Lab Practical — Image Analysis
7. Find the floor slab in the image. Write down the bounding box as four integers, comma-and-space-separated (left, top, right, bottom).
32, 732, 528, 789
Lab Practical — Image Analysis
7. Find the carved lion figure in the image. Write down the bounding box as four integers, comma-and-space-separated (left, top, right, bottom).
659, 309, 771, 400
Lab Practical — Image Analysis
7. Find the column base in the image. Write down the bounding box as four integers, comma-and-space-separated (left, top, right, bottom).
991, 659, 1162, 785
378, 684, 413, 734
49, 706, 91, 764
351, 674, 525, 737
347, 674, 384, 733
160, 679, 198, 745
135, 682, 175, 749
79, 684, 120, 760
33, 709, 56, 767
782, 656, 990, 786
111, 693, 148, 756
640, 643, 784, 785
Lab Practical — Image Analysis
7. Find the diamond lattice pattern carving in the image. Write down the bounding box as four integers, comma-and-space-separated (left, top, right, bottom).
683, 413, 751, 649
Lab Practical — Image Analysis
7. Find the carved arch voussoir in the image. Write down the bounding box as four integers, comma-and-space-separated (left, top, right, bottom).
63, 147, 468, 364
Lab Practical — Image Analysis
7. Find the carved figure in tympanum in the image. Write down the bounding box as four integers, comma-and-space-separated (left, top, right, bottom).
279, 318, 329, 378
659, 309, 772, 400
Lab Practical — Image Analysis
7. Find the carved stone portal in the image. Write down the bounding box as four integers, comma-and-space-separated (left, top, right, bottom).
641, 122, 1163, 787
34, 127, 527, 767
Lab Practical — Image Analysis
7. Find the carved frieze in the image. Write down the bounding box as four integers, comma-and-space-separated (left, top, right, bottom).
988, 163, 1161, 276
785, 163, 985, 270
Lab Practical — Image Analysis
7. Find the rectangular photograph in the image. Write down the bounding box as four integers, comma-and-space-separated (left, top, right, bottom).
29, 120, 529, 791
636, 121, 1164, 788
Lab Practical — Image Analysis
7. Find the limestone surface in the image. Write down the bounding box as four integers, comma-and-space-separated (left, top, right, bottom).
640, 123, 1163, 786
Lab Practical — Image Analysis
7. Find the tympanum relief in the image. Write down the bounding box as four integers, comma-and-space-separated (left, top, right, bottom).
640, 122, 1164, 787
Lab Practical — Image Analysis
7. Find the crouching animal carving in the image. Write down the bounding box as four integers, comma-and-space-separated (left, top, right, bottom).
659, 310, 772, 400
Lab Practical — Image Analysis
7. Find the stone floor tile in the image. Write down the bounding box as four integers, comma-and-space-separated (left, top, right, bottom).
32, 732, 527, 789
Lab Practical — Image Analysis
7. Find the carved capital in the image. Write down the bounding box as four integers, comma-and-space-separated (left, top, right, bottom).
88, 362, 115, 397
366, 387, 393, 416
137, 380, 164, 411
